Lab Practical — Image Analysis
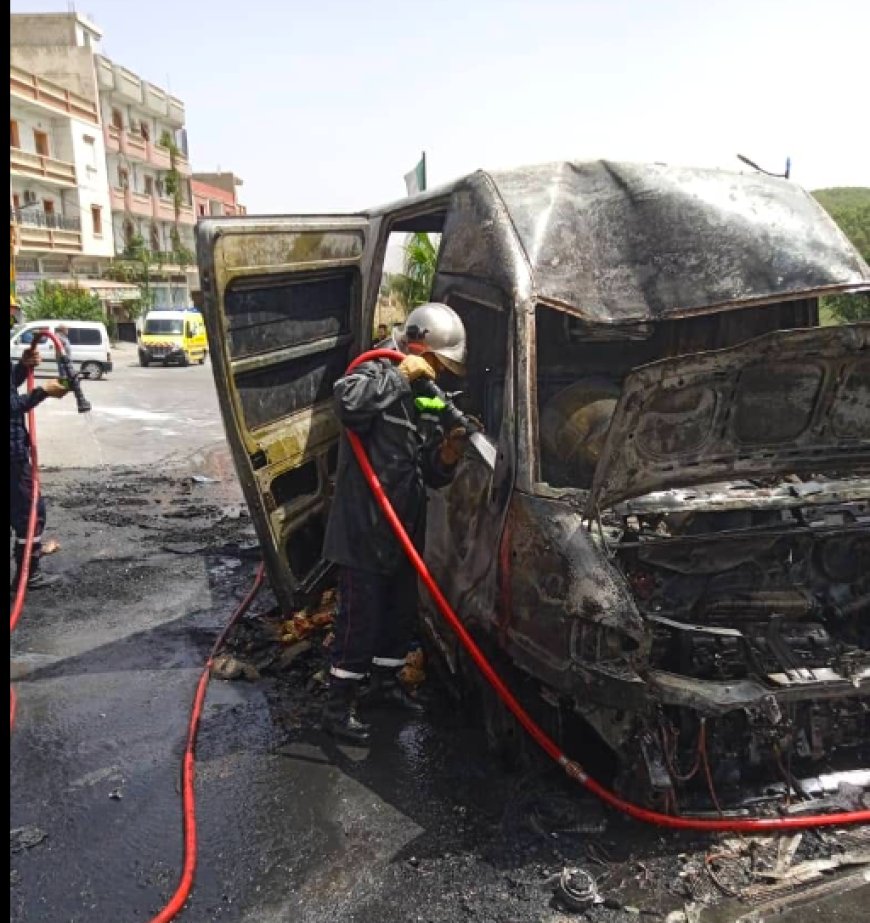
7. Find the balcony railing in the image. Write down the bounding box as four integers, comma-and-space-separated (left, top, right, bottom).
10, 147, 77, 186
147, 142, 172, 170
129, 191, 152, 218
104, 125, 121, 154
10, 208, 82, 253
152, 197, 177, 222
11, 207, 81, 232
10, 65, 99, 124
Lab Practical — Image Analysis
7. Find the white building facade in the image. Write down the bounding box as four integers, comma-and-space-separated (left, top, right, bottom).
10, 63, 114, 289
11, 12, 198, 311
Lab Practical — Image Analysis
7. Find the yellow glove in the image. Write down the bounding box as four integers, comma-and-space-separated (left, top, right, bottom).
398, 354, 437, 383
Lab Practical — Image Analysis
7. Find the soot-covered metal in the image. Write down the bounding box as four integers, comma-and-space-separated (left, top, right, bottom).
197, 159, 870, 806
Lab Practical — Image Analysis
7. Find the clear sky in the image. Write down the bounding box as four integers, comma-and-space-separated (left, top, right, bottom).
11, 0, 870, 214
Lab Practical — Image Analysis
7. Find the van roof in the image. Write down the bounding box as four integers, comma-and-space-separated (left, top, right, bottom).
146, 309, 201, 317
21, 319, 107, 328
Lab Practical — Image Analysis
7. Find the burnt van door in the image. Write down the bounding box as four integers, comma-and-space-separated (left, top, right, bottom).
196, 217, 372, 613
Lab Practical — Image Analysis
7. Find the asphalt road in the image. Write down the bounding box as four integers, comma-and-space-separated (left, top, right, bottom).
25, 340, 228, 469
11, 340, 870, 922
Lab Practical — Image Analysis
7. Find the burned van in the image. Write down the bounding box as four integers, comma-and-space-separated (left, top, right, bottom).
197, 161, 870, 806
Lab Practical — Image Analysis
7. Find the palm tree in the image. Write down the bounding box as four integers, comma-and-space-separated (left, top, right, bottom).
387, 232, 439, 310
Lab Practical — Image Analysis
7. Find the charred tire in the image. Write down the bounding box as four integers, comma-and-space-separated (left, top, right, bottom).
81, 361, 104, 381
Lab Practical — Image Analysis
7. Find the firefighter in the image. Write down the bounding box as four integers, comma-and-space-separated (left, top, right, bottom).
10, 344, 70, 591
322, 302, 468, 743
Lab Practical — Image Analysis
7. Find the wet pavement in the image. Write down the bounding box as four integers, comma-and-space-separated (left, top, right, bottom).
10, 457, 870, 921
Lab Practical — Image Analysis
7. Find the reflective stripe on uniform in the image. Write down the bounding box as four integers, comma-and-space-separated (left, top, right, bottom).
329, 666, 367, 680
372, 656, 406, 668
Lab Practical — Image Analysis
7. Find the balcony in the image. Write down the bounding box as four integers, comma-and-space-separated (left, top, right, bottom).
95, 56, 114, 91
121, 131, 147, 161
110, 186, 127, 212
10, 65, 99, 125
152, 197, 177, 222
11, 208, 82, 253
174, 150, 192, 176
10, 147, 77, 187
104, 125, 121, 154
143, 82, 168, 117
147, 141, 172, 170
114, 64, 144, 105
129, 191, 152, 218
177, 203, 196, 226
168, 97, 185, 127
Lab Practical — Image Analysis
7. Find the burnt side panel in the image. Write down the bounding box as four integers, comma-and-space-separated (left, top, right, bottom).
224, 272, 352, 360
225, 271, 356, 432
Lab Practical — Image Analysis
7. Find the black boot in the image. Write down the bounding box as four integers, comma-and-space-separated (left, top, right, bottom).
322, 678, 371, 744
11, 543, 60, 593
362, 665, 425, 714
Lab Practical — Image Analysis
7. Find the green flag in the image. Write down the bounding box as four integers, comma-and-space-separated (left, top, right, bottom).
404, 152, 427, 196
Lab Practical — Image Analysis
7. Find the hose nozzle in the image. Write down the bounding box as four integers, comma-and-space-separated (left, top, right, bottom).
412, 379, 497, 470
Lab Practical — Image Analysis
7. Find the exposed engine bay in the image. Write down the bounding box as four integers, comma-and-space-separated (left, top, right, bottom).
606, 482, 870, 806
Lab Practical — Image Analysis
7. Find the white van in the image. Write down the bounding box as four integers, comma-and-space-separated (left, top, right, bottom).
9, 319, 113, 380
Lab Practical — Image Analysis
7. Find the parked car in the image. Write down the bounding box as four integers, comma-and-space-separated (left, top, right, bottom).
138, 308, 208, 367
10, 319, 112, 380
197, 160, 870, 807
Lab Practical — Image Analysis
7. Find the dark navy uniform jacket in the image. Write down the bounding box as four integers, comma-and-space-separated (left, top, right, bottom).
323, 358, 456, 575
10, 360, 47, 464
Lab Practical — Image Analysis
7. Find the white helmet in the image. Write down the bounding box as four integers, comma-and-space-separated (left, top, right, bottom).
397, 302, 467, 376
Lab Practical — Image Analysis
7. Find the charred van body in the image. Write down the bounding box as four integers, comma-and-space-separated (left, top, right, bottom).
197, 161, 870, 807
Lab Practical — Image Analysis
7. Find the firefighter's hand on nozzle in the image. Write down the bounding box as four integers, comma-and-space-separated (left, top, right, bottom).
398, 354, 437, 383
44, 379, 70, 399
21, 346, 41, 368
440, 426, 468, 466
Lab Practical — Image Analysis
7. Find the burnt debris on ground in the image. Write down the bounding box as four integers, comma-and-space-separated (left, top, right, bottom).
10, 465, 870, 923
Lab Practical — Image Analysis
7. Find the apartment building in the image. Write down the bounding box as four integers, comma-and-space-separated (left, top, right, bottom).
192, 172, 246, 219
10, 62, 114, 301
11, 12, 198, 309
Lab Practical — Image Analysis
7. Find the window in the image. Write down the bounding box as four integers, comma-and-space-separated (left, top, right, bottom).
225, 272, 355, 430
111, 108, 123, 130
43, 200, 55, 216
12, 193, 21, 211
118, 167, 129, 189
10, 120, 20, 148
33, 130, 49, 157
198, 203, 206, 217
144, 318, 184, 335
67, 328, 102, 346
144, 176, 154, 197
140, 123, 150, 142
91, 205, 103, 236
150, 224, 160, 251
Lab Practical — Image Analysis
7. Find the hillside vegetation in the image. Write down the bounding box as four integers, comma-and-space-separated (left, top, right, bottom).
811, 187, 870, 322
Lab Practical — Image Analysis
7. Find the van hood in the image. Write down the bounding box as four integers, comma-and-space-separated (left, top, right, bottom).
586, 323, 870, 514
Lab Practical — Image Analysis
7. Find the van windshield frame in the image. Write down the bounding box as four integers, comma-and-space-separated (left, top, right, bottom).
145, 319, 184, 335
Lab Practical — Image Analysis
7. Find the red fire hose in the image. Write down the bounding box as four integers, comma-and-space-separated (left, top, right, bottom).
148, 563, 266, 923
344, 348, 870, 832
10, 340, 56, 730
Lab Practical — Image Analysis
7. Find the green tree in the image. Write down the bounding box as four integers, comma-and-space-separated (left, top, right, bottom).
102, 234, 156, 319
23, 281, 104, 322
387, 232, 439, 310
812, 188, 870, 323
